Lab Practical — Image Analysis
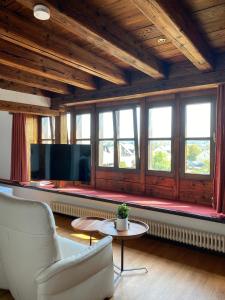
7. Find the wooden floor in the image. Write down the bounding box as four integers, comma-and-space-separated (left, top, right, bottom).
1, 214, 225, 300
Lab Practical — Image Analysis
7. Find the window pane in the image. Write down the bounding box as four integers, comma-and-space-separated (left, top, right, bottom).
116, 109, 134, 138
148, 140, 171, 171
136, 106, 140, 140
41, 117, 51, 140
137, 106, 140, 157
186, 103, 211, 138
149, 107, 172, 138
52, 117, 55, 140
76, 114, 90, 139
67, 113, 71, 144
185, 140, 210, 175
118, 141, 136, 169
99, 140, 114, 167
76, 140, 90, 145
99, 112, 113, 139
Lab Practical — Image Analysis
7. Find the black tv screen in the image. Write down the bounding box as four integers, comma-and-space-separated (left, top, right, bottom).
31, 144, 91, 182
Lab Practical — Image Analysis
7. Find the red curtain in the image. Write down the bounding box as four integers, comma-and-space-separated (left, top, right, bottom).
214, 84, 225, 213
10, 113, 29, 182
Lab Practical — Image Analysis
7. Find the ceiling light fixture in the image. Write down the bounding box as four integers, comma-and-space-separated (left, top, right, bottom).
33, 4, 50, 21
158, 37, 166, 44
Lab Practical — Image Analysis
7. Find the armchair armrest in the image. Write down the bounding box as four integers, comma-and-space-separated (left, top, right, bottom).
36, 236, 113, 296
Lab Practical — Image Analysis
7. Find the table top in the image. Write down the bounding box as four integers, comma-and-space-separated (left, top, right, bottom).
71, 216, 105, 234
98, 219, 149, 240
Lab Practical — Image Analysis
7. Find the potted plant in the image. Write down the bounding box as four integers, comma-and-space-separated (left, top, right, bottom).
116, 203, 129, 231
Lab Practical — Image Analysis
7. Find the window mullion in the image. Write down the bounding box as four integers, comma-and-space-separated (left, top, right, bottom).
113, 110, 118, 168
133, 107, 139, 169
99, 138, 115, 141
50, 117, 54, 144
185, 137, 211, 140
71, 111, 76, 144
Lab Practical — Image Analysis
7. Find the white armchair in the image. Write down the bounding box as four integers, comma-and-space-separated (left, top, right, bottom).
0, 192, 114, 300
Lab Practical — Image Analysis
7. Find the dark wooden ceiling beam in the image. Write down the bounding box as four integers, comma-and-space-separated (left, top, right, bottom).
16, 0, 165, 79
0, 40, 96, 90
0, 9, 127, 85
0, 79, 51, 97
0, 64, 71, 94
52, 53, 225, 107
0, 100, 60, 116
132, 0, 214, 71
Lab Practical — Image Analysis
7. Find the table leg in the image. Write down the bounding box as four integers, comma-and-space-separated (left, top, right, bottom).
121, 240, 124, 272
90, 235, 92, 246
114, 240, 148, 276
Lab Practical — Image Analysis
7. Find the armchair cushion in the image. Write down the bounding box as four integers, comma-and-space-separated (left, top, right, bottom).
37, 236, 114, 300
57, 236, 87, 258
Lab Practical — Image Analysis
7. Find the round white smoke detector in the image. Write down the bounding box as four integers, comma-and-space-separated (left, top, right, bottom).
33, 4, 50, 21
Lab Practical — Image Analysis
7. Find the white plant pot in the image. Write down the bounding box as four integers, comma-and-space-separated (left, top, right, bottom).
116, 218, 129, 231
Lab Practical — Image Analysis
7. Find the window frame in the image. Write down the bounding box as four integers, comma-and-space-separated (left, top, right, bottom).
39, 116, 55, 144
74, 110, 92, 145
146, 101, 175, 177
180, 96, 215, 180
96, 104, 140, 171
97, 110, 115, 168
66, 112, 71, 144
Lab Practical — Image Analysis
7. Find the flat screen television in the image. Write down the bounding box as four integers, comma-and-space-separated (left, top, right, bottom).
31, 144, 91, 182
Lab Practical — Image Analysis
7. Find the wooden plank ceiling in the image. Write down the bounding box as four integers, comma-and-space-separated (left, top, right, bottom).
0, 0, 224, 104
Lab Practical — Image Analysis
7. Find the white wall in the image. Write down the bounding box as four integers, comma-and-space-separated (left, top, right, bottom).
0, 88, 51, 179
0, 112, 12, 179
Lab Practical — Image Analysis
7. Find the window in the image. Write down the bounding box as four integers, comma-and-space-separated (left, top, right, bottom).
184, 102, 212, 176
98, 107, 140, 169
116, 109, 137, 169
41, 116, 55, 144
75, 113, 91, 144
148, 106, 172, 172
98, 111, 114, 167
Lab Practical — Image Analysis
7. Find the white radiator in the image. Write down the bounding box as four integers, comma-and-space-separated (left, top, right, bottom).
51, 202, 225, 253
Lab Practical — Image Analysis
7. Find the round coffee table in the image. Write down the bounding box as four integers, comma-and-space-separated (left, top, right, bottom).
71, 216, 105, 246
98, 219, 149, 276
